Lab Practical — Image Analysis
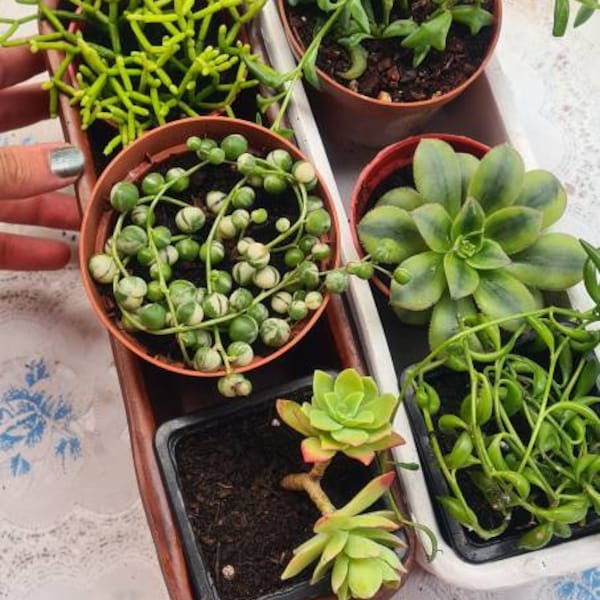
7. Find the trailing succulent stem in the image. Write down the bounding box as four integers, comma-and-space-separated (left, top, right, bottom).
401, 241, 600, 549
275, 369, 415, 600
358, 138, 586, 351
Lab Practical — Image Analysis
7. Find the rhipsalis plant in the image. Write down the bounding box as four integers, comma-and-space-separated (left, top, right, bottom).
276, 369, 409, 600
551, 0, 599, 36
401, 240, 600, 550
88, 133, 373, 397
0, 0, 266, 153
357, 138, 587, 350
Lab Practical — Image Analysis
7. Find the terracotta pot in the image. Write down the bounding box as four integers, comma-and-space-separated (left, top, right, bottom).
79, 116, 341, 378
277, 0, 502, 148
349, 133, 491, 296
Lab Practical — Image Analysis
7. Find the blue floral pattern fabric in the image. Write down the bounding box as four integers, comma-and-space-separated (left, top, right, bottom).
556, 569, 600, 600
0, 359, 80, 477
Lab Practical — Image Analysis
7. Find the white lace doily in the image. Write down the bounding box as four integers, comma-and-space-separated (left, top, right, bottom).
0, 1, 598, 598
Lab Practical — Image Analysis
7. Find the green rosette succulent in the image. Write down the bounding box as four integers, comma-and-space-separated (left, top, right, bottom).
281, 472, 406, 600
277, 369, 403, 465
357, 139, 586, 349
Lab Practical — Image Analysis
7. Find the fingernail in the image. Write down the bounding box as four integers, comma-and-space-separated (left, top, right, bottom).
48, 145, 85, 178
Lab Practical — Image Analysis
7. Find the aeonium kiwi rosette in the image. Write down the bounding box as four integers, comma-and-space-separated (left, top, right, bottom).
88, 132, 373, 397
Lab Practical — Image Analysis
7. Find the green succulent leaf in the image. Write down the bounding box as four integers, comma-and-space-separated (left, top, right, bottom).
468, 144, 525, 213
382, 18, 418, 38
413, 139, 462, 217
363, 392, 399, 428
344, 534, 384, 559
457, 153, 481, 201
378, 545, 403, 570
451, 197, 485, 240
444, 252, 480, 299
361, 376, 379, 404
276, 399, 318, 437
337, 472, 396, 517
313, 370, 334, 410
357, 206, 426, 264
515, 170, 567, 228
484, 206, 543, 255
390, 252, 446, 311
375, 186, 424, 210
281, 533, 328, 579
337, 391, 365, 419
343, 446, 377, 465
301, 437, 337, 463
473, 271, 539, 329
402, 10, 453, 52
429, 293, 478, 350
380, 559, 403, 585
354, 528, 406, 548
310, 409, 343, 431
334, 369, 364, 401
507, 233, 586, 290
315, 513, 398, 534
411, 203, 453, 252
302, 42, 320, 89
348, 558, 384, 599
465, 239, 511, 270
332, 555, 350, 594
451, 5, 494, 35
323, 530, 350, 563
332, 427, 370, 447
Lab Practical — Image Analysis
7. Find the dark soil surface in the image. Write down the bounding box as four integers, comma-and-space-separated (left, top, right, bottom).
288, 0, 494, 102
174, 390, 376, 600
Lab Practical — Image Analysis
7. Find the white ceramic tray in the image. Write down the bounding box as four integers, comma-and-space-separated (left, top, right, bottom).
258, 0, 600, 590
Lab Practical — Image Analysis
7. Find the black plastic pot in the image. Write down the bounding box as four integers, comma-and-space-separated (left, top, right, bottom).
155, 375, 409, 600
403, 366, 600, 564
155, 375, 330, 600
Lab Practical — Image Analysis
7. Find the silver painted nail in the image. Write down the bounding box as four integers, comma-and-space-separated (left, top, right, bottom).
48, 146, 85, 178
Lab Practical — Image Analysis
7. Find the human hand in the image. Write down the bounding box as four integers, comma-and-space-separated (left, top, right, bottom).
0, 46, 84, 270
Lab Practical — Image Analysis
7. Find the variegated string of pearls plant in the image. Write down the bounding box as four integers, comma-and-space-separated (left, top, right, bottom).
88, 133, 376, 396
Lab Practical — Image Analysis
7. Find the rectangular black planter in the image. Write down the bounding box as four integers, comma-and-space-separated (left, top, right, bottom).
155, 375, 329, 600
155, 374, 409, 600
403, 366, 600, 564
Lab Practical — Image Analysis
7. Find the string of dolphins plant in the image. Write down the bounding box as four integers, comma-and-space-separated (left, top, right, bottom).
275, 369, 425, 600
400, 241, 600, 549
0, 0, 266, 153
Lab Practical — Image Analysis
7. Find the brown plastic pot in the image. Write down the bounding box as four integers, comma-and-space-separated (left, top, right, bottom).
350, 133, 491, 296
80, 116, 341, 378
278, 0, 502, 148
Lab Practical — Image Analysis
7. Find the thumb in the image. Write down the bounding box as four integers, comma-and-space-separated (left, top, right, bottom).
0, 143, 85, 200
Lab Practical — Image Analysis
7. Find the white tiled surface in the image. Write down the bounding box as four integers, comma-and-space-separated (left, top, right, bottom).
0, 1, 598, 599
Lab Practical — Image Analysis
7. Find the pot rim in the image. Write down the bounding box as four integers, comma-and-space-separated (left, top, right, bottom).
277, 0, 503, 110
349, 133, 491, 296
79, 116, 341, 378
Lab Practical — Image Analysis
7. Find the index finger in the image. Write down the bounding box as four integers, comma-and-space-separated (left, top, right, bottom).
0, 46, 46, 89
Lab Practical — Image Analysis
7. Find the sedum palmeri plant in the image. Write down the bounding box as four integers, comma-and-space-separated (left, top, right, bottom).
401, 240, 600, 549
276, 369, 409, 600
357, 139, 587, 350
